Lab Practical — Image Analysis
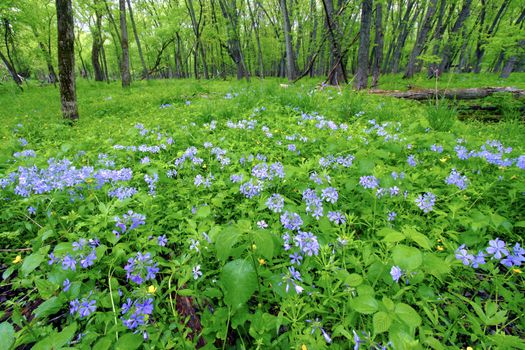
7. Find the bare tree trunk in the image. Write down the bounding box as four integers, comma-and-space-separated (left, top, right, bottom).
371, 2, 383, 88
390, 0, 417, 74
281, 0, 296, 80
56, 0, 79, 120
247, 0, 264, 77
126, 0, 149, 79
119, 0, 131, 87
0, 50, 23, 88
321, 0, 347, 85
91, 3, 104, 81
354, 0, 372, 90
428, 0, 451, 77
404, 0, 437, 79
437, 0, 472, 75
306, 0, 318, 78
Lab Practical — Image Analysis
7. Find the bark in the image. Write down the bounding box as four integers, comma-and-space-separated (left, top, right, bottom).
56, 0, 79, 120
404, 0, 437, 79
281, 0, 296, 80
217, 0, 250, 81
354, 0, 372, 90
389, 0, 417, 74
369, 87, 525, 100
321, 0, 347, 85
186, 0, 209, 79
0, 50, 23, 88
306, 0, 318, 77
371, 2, 383, 88
119, 0, 131, 87
126, 0, 149, 79
91, 1, 104, 81
437, 0, 472, 75
474, 0, 510, 73
247, 0, 264, 77
428, 0, 452, 77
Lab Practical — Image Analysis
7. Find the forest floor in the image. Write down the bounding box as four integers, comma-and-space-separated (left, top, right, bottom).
0, 75, 524, 349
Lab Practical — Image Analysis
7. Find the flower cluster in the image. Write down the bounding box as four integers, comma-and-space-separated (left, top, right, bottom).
70, 296, 97, 318
121, 297, 154, 337
415, 192, 436, 213
124, 252, 159, 285
266, 193, 285, 213
113, 210, 146, 238
303, 189, 323, 219
48, 238, 99, 271
455, 238, 525, 268
445, 169, 468, 190
144, 173, 158, 195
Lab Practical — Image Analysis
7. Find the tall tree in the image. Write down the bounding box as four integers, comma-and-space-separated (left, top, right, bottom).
322, 0, 347, 85
280, 0, 296, 80
56, 0, 79, 120
91, 0, 105, 81
404, 0, 438, 78
354, 0, 372, 90
126, 0, 149, 79
371, 2, 383, 88
119, 0, 131, 87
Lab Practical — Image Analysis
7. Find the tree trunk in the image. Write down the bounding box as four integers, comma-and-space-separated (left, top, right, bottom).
437, 0, 472, 75
404, 0, 437, 79
281, 0, 296, 80
428, 0, 451, 77
371, 2, 383, 88
247, 0, 264, 77
354, 0, 372, 90
56, 0, 79, 120
0, 50, 23, 88
390, 0, 417, 74
321, 0, 347, 85
369, 87, 525, 100
126, 0, 149, 79
91, 3, 104, 81
119, 0, 131, 87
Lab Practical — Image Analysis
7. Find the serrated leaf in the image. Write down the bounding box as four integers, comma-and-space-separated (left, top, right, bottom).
382, 229, 405, 243
422, 253, 450, 279
93, 336, 113, 350
346, 273, 363, 287
20, 253, 44, 277
220, 259, 257, 310
0, 322, 15, 350
373, 311, 392, 334
395, 303, 421, 328
351, 295, 378, 314
196, 206, 211, 218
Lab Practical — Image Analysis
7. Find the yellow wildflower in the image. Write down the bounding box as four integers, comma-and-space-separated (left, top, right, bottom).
13, 255, 22, 264
258, 258, 266, 265
301, 345, 307, 350
512, 268, 522, 274
148, 285, 157, 294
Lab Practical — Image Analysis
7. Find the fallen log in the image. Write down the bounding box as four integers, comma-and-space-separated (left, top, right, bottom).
368, 87, 525, 100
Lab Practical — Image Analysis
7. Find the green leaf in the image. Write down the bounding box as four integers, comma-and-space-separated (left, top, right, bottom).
403, 227, 432, 250
20, 253, 44, 277
351, 295, 378, 314
422, 253, 451, 279
93, 336, 113, 350
115, 333, 143, 350
392, 245, 423, 271
382, 230, 405, 243
373, 311, 392, 334
253, 230, 274, 259
33, 322, 77, 350
34, 296, 64, 319
487, 334, 525, 348
346, 273, 363, 287
215, 226, 241, 262
395, 303, 422, 328
196, 206, 211, 218
220, 259, 258, 310
0, 322, 15, 350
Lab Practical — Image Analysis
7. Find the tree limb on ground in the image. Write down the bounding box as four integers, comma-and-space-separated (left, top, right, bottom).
368, 87, 525, 100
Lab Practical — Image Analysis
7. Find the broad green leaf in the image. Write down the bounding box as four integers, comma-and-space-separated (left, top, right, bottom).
215, 226, 241, 262
33, 322, 77, 350
20, 253, 44, 277
115, 333, 143, 350
0, 322, 15, 350
253, 230, 274, 259
346, 273, 363, 287
487, 334, 525, 348
422, 253, 451, 279
220, 259, 258, 310
392, 245, 423, 271
403, 227, 432, 250
351, 295, 378, 314
93, 336, 113, 350
373, 311, 392, 334
34, 296, 64, 319
395, 303, 422, 328
382, 229, 405, 243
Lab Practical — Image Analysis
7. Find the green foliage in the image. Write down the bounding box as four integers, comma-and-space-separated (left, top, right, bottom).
0, 79, 524, 349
